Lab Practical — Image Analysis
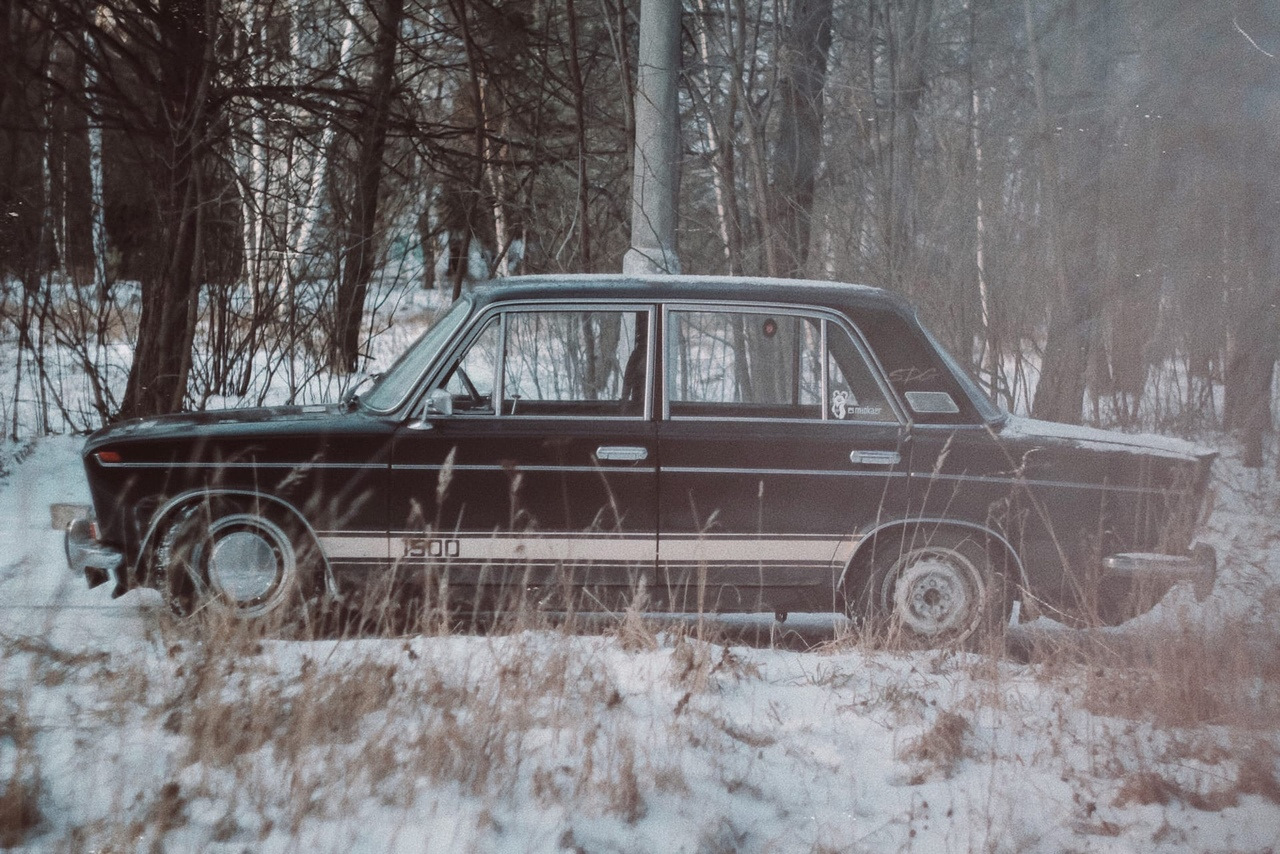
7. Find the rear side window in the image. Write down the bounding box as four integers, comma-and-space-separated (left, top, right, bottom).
665, 309, 895, 422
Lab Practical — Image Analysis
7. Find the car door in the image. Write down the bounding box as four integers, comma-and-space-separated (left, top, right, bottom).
656, 305, 909, 613
389, 304, 658, 612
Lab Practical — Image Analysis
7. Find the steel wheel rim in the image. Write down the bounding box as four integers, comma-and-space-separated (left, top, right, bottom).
882, 546, 985, 639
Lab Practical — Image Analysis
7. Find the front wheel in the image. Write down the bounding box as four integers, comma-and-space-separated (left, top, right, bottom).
157, 498, 320, 622
854, 530, 1007, 648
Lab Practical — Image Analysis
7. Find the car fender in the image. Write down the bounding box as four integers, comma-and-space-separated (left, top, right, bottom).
840, 517, 1030, 595
136, 488, 337, 598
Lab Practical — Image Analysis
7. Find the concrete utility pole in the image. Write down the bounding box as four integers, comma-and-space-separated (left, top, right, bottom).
623, 0, 681, 275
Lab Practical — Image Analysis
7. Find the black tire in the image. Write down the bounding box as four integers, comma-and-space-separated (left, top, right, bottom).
851, 529, 1007, 648
156, 496, 322, 622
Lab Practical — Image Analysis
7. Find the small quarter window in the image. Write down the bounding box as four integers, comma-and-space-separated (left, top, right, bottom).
442, 316, 499, 413
825, 323, 897, 423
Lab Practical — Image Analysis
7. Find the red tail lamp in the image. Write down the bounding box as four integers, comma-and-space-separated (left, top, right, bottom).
95, 450, 123, 464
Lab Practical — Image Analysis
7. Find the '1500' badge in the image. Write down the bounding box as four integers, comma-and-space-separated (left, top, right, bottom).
402, 537, 461, 558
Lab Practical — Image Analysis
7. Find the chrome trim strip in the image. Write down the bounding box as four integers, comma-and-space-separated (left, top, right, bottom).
375, 530, 847, 541
381, 530, 658, 540
663, 466, 908, 478
391, 464, 657, 474
97, 461, 384, 470
665, 415, 892, 425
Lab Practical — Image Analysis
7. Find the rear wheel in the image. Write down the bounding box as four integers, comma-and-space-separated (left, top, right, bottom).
852, 530, 1007, 648
157, 497, 321, 622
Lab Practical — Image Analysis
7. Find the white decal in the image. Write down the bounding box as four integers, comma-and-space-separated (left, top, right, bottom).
831, 389, 852, 419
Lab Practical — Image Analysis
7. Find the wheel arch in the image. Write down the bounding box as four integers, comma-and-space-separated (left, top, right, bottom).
137, 488, 336, 597
839, 518, 1030, 596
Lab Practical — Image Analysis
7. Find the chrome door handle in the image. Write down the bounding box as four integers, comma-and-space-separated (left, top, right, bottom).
596, 446, 649, 462
850, 450, 900, 466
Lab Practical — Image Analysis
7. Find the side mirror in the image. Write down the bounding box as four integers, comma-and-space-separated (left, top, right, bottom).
425, 388, 453, 417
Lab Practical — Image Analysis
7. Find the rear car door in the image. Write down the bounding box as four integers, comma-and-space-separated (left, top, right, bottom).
656, 304, 909, 613
389, 304, 657, 611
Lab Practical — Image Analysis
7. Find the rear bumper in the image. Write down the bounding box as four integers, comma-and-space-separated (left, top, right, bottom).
60, 508, 126, 597
1102, 542, 1217, 602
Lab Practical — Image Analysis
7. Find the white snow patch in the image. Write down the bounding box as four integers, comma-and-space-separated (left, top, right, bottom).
998, 414, 1214, 460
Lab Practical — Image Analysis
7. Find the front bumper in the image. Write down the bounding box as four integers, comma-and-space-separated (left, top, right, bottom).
58, 506, 126, 597
1102, 542, 1217, 602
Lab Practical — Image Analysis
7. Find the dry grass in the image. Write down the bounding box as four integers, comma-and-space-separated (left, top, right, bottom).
4, 576, 1279, 850
1017, 616, 1280, 729
898, 709, 972, 781
0, 663, 43, 848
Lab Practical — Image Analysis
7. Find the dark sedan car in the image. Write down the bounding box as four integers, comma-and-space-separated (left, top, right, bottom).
65, 275, 1216, 643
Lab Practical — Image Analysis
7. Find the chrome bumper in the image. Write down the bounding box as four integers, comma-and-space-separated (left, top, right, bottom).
58, 506, 125, 596
1102, 542, 1217, 602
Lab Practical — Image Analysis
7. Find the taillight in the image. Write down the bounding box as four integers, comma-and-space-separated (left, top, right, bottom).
95, 450, 122, 464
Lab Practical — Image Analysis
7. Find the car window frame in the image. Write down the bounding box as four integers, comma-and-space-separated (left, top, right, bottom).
659, 301, 908, 426
413, 300, 658, 422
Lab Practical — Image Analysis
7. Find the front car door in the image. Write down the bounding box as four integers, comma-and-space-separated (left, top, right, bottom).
656, 303, 909, 614
388, 302, 658, 613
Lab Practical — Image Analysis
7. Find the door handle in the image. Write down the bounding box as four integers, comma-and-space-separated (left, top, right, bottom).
850, 450, 900, 466
596, 446, 649, 462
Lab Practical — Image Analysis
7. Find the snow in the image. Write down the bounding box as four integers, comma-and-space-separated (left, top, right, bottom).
2, 437, 1279, 852
998, 414, 1215, 461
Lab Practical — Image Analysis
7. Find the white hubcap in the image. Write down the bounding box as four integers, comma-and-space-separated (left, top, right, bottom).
202, 514, 296, 616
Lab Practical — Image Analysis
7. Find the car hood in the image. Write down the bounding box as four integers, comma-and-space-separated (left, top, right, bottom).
84, 404, 348, 452
995, 415, 1216, 463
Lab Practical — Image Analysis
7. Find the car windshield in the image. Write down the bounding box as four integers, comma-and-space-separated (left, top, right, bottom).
360, 296, 473, 412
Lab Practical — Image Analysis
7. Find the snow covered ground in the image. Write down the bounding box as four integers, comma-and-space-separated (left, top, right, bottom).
2, 435, 1279, 852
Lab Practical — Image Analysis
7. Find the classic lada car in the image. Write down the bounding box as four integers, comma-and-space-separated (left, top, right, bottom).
64, 276, 1217, 643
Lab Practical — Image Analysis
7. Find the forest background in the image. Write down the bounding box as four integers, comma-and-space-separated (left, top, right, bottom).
1, 0, 1278, 461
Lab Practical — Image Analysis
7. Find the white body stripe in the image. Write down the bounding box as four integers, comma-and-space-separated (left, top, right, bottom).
320, 536, 389, 560
318, 532, 861, 566
657, 537, 842, 563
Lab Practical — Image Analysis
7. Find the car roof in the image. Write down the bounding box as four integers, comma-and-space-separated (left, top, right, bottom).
466, 274, 914, 316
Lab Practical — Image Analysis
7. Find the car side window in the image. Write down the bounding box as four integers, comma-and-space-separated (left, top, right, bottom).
666, 309, 894, 422
441, 308, 649, 417
503, 310, 648, 416
667, 310, 820, 419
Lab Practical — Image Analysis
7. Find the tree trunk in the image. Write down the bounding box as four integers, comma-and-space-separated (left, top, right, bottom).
332, 0, 403, 373
1024, 0, 1096, 425
767, 0, 833, 278
119, 0, 219, 419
